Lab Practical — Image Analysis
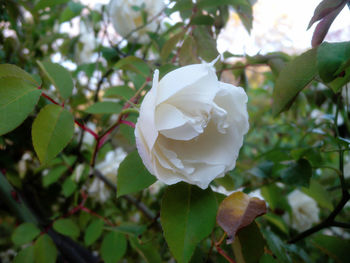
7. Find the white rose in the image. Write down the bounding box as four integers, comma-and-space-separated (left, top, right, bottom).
286, 190, 320, 232
76, 22, 97, 64
109, 0, 164, 44
135, 58, 249, 189
88, 148, 127, 202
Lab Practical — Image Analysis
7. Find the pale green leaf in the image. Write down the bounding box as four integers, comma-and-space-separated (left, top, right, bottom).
161, 183, 217, 263
33, 234, 57, 263
0, 77, 41, 135
0, 64, 39, 86
84, 101, 123, 114
32, 104, 74, 164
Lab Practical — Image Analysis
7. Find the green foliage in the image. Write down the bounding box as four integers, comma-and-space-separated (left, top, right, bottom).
101, 232, 127, 263
33, 234, 57, 263
12, 223, 40, 246
84, 219, 104, 246
53, 218, 80, 239
85, 101, 123, 114
13, 246, 35, 263
161, 183, 217, 263
117, 151, 156, 197
32, 104, 74, 164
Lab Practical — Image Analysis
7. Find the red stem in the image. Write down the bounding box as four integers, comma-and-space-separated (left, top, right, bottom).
120, 119, 136, 128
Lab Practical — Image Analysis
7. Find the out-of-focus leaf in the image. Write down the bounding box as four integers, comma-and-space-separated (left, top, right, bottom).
42, 165, 68, 187
191, 14, 215, 25
161, 183, 217, 263
312, 234, 350, 263
193, 26, 219, 61
280, 159, 312, 187
53, 219, 80, 239
103, 85, 135, 101
260, 228, 292, 263
59, 1, 84, 23
84, 101, 123, 114
62, 177, 77, 197
37, 61, 73, 100
33, 234, 57, 263
12, 223, 40, 246
217, 191, 266, 244
317, 41, 350, 91
263, 213, 289, 235
179, 36, 199, 66
311, 2, 346, 47
117, 151, 156, 197
129, 237, 162, 263
101, 232, 127, 263
35, 0, 69, 10
161, 31, 185, 61
13, 245, 35, 263
302, 179, 334, 210
259, 254, 278, 263
0, 64, 39, 86
261, 184, 290, 212
107, 223, 146, 236
0, 77, 41, 135
32, 104, 74, 164
84, 219, 104, 246
307, 0, 346, 29
114, 56, 150, 78
232, 222, 266, 263
272, 48, 317, 115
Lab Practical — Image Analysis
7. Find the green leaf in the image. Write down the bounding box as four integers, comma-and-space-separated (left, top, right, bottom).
84, 101, 123, 114
37, 61, 73, 100
312, 234, 350, 262
117, 151, 156, 197
53, 219, 80, 239
263, 213, 289, 234
129, 236, 162, 263
62, 177, 77, 197
160, 183, 217, 263
101, 232, 127, 263
191, 15, 215, 25
272, 48, 317, 115
259, 254, 278, 263
12, 223, 40, 246
260, 228, 292, 263
13, 246, 35, 263
32, 104, 74, 164
59, 1, 84, 23
232, 222, 266, 263
317, 41, 350, 91
0, 77, 41, 135
0, 64, 39, 86
43, 165, 68, 187
104, 85, 135, 101
35, 0, 69, 11
114, 56, 150, 78
193, 26, 219, 62
280, 159, 312, 187
302, 179, 334, 210
107, 223, 146, 236
261, 184, 290, 212
161, 31, 185, 61
33, 234, 57, 263
179, 36, 199, 66
84, 219, 104, 246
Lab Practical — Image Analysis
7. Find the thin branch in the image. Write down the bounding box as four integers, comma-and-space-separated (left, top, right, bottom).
332, 221, 350, 228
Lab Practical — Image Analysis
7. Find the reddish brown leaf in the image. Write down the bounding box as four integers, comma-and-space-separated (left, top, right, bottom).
216, 191, 266, 244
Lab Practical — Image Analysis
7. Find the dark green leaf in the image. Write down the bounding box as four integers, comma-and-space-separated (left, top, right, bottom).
12, 223, 40, 246
161, 183, 217, 263
117, 151, 156, 197
193, 26, 219, 62
33, 234, 57, 263
302, 179, 333, 210
32, 104, 74, 164
259, 254, 278, 263
129, 236, 162, 263
37, 61, 74, 99
84, 101, 123, 114
312, 234, 350, 262
0, 77, 41, 135
273, 48, 317, 115
62, 177, 77, 197
101, 232, 127, 263
35, 0, 69, 11
104, 85, 135, 101
59, 2, 84, 23
191, 15, 215, 25
261, 184, 290, 212
260, 228, 292, 263
43, 165, 68, 187
84, 219, 104, 246
114, 56, 150, 78
280, 159, 312, 187
107, 223, 146, 236
232, 222, 266, 263
53, 219, 80, 239
13, 246, 35, 263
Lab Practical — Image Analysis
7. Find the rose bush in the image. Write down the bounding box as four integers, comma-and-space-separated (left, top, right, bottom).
135, 59, 249, 189
109, 0, 164, 43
